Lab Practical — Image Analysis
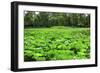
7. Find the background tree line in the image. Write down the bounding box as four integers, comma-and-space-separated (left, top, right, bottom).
24, 11, 90, 28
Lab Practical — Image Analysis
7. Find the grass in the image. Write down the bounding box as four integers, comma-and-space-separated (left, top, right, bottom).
24, 26, 90, 61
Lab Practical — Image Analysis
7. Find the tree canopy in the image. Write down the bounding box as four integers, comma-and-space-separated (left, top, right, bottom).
24, 11, 90, 28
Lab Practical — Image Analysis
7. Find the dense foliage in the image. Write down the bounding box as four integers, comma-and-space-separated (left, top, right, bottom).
24, 11, 90, 28
24, 11, 90, 61
24, 27, 90, 61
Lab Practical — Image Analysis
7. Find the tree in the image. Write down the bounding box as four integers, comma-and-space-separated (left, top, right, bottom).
24, 11, 90, 28
24, 11, 34, 27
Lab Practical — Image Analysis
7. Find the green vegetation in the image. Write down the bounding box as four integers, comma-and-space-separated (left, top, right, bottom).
24, 11, 90, 61
24, 27, 90, 61
24, 11, 90, 28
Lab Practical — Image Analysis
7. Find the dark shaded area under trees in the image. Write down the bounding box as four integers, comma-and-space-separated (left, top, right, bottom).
24, 11, 90, 28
